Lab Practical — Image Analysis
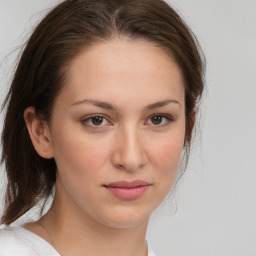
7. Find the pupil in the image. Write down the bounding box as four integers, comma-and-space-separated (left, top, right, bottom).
151, 116, 162, 125
92, 116, 103, 125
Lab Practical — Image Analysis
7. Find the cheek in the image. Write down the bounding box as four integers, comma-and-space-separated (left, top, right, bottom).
151, 135, 184, 170
153, 144, 182, 184
51, 127, 112, 179
146, 134, 185, 206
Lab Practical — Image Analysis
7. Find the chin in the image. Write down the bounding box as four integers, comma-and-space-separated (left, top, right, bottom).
94, 206, 152, 229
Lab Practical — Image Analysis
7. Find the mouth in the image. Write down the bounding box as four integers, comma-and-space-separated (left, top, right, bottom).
103, 180, 151, 200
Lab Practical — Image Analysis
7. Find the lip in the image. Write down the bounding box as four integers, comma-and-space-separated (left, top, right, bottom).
104, 180, 151, 200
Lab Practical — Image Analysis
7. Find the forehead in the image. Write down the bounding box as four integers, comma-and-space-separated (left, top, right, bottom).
59, 39, 185, 108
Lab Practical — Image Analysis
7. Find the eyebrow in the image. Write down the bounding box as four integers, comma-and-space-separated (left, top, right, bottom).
71, 99, 116, 110
71, 99, 181, 111
144, 99, 180, 111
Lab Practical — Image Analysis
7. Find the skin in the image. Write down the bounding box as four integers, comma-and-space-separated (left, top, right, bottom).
24, 39, 186, 256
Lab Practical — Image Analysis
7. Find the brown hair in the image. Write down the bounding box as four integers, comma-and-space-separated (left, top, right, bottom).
1, 0, 205, 225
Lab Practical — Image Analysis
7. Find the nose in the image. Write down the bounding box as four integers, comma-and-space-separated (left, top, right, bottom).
111, 125, 147, 172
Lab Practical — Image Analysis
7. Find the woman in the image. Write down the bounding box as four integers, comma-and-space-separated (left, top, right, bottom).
0, 0, 205, 255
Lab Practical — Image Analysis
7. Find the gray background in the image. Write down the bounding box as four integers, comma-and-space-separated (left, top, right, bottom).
0, 1, 256, 255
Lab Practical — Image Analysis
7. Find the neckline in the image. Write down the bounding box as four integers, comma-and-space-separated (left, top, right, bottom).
10, 225, 155, 256
13, 226, 61, 255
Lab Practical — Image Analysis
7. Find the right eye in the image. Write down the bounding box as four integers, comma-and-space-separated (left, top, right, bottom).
82, 115, 112, 128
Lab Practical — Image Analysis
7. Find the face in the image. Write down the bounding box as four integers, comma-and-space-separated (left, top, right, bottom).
46, 39, 185, 228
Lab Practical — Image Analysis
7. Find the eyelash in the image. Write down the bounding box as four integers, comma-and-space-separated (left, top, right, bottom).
146, 114, 174, 127
82, 115, 112, 128
82, 114, 174, 129
81, 114, 174, 129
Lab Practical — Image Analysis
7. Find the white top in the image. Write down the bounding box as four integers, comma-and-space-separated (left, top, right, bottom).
0, 226, 156, 256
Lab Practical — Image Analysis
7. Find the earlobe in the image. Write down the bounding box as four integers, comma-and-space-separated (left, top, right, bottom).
24, 107, 54, 159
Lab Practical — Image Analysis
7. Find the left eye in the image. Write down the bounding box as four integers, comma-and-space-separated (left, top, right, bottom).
82, 115, 111, 127
146, 115, 173, 126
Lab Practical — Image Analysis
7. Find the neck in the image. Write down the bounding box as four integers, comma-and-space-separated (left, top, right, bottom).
39, 185, 149, 256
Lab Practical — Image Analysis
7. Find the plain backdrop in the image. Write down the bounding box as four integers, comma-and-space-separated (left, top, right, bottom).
0, 1, 256, 256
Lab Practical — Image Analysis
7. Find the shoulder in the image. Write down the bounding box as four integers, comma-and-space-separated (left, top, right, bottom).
0, 226, 37, 255
0, 226, 59, 256
148, 243, 157, 256
0, 226, 156, 256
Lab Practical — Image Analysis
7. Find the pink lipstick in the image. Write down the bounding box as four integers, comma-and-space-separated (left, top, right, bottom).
104, 180, 151, 200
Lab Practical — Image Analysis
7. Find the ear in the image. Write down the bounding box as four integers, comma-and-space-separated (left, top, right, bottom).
24, 107, 54, 159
